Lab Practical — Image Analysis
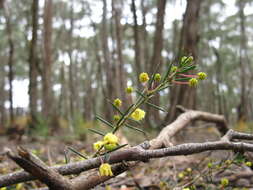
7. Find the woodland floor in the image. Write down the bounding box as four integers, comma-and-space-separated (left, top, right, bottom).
1, 124, 253, 190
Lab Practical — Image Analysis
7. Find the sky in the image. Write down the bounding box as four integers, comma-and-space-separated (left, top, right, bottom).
11, 0, 253, 109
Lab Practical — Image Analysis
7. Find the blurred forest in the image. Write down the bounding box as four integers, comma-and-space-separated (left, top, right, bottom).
2, 0, 253, 189
0, 0, 253, 138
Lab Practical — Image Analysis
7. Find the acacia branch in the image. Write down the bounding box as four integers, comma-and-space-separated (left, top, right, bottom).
0, 107, 237, 189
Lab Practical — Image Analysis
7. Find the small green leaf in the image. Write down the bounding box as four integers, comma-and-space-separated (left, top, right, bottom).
95, 115, 114, 128
101, 144, 128, 155
177, 65, 197, 73
125, 123, 146, 135
107, 99, 123, 115
136, 90, 147, 99
88, 128, 105, 136
174, 77, 192, 82
162, 62, 173, 82
157, 84, 172, 92
67, 146, 88, 159
146, 102, 168, 112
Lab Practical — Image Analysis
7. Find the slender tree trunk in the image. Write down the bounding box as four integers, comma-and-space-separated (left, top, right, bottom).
141, 0, 149, 71
112, 0, 128, 106
146, 0, 167, 125
42, 0, 53, 119
28, 0, 39, 125
0, 63, 6, 127
59, 64, 67, 118
164, 0, 202, 124
3, 3, 14, 122
102, 0, 114, 120
68, 0, 77, 123
237, 0, 248, 122
131, 0, 142, 89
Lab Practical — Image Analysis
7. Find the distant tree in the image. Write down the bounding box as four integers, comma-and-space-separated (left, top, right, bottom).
164, 0, 202, 124
28, 0, 39, 125
42, 0, 54, 119
3, 1, 14, 122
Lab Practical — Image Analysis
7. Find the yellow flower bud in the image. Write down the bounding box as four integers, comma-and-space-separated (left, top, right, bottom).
186, 168, 192, 173
246, 161, 252, 167
113, 115, 121, 122
99, 163, 113, 176
125, 86, 133, 94
113, 98, 122, 107
104, 133, 118, 144
189, 78, 198, 87
197, 72, 207, 80
16, 183, 23, 190
131, 108, 146, 121
104, 143, 117, 151
0, 187, 7, 190
207, 162, 213, 169
220, 178, 229, 187
171, 66, 178, 72
178, 172, 184, 179
139, 72, 149, 83
93, 141, 104, 151
154, 73, 161, 82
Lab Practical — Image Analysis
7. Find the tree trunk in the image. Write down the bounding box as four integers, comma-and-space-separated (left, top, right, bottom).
42, 0, 53, 119
112, 0, 128, 106
146, 0, 167, 125
0, 63, 6, 127
3, 2, 14, 122
131, 0, 142, 89
164, 0, 202, 124
28, 0, 39, 125
101, 0, 114, 120
237, 0, 249, 122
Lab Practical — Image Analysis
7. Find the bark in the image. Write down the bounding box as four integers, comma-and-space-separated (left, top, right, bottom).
237, 0, 250, 122
112, 0, 128, 106
164, 0, 202, 124
146, 0, 167, 125
131, 0, 142, 89
59, 64, 68, 118
67, 0, 78, 126
42, 0, 53, 119
3, 2, 14, 122
101, 0, 114, 120
140, 0, 149, 71
28, 0, 39, 125
0, 64, 6, 126
0, 106, 230, 188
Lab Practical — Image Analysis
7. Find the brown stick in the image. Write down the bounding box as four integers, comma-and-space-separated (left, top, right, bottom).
0, 107, 231, 188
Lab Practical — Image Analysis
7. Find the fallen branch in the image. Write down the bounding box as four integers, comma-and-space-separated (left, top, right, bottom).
0, 106, 242, 189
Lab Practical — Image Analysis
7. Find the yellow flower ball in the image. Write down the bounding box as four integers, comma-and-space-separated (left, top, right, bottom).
197, 72, 207, 80
93, 141, 104, 151
189, 78, 198, 87
131, 108, 146, 121
178, 172, 184, 179
125, 86, 133, 94
113, 115, 121, 122
16, 183, 23, 190
103, 133, 118, 144
221, 178, 229, 187
113, 98, 122, 107
246, 161, 252, 167
139, 72, 149, 83
171, 66, 178, 72
104, 143, 117, 151
99, 163, 113, 176
154, 73, 161, 82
